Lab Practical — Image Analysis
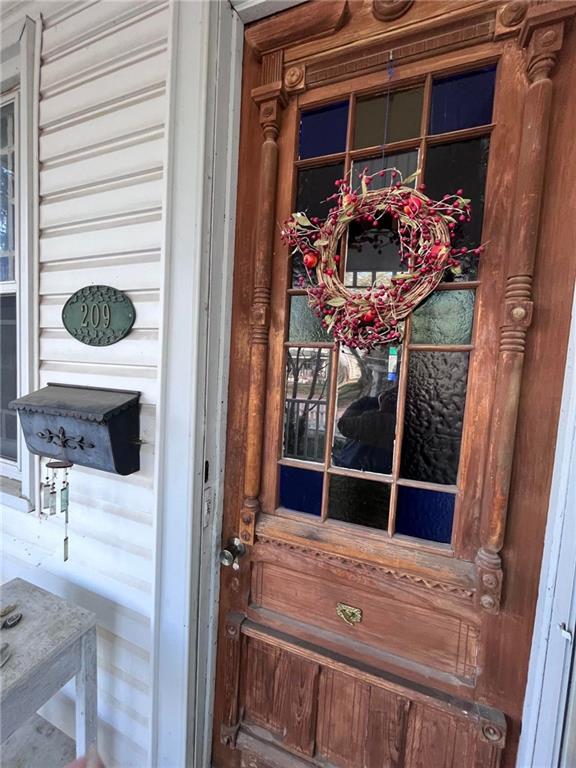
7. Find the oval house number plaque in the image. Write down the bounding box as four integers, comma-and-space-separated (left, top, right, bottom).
62, 285, 135, 346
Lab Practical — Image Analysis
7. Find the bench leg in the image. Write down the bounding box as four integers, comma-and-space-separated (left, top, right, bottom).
75, 627, 97, 757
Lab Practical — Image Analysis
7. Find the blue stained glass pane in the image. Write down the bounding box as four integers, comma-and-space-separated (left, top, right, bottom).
429, 66, 496, 135
299, 101, 349, 160
395, 486, 455, 544
279, 465, 323, 516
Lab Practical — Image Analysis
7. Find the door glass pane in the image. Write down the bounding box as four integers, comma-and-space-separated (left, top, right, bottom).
0, 294, 17, 461
289, 295, 330, 343
351, 150, 418, 190
0, 100, 15, 282
299, 101, 349, 160
279, 465, 323, 515
328, 473, 390, 530
429, 65, 496, 135
425, 137, 489, 280
283, 347, 330, 462
411, 290, 475, 345
332, 345, 400, 474
400, 351, 469, 485
292, 163, 344, 286
395, 486, 454, 543
354, 87, 423, 148
345, 216, 403, 288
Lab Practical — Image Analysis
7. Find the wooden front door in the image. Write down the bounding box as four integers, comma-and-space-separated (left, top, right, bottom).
212, 3, 576, 767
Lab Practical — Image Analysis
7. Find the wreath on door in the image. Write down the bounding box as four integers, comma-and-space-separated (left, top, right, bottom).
281, 169, 482, 350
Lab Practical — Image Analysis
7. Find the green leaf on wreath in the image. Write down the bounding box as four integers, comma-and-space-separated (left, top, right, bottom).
326, 297, 346, 307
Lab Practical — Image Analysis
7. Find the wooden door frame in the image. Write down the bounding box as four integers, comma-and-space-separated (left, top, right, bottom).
212, 2, 576, 767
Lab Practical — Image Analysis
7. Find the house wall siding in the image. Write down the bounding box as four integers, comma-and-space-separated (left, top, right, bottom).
1, 2, 170, 765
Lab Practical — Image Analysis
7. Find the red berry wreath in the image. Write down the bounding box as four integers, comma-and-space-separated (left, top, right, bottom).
281, 168, 483, 350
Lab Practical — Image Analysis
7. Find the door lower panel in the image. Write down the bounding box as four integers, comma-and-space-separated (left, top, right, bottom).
224, 618, 505, 768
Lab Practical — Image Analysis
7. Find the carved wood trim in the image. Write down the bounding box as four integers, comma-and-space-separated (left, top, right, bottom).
256, 535, 476, 602
476, 1, 576, 614
303, 18, 495, 89
239, 56, 288, 547
372, 0, 414, 22
220, 611, 246, 747
244, 0, 348, 59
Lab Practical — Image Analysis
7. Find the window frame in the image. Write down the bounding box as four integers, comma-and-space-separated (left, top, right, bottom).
259, 49, 509, 564
0, 17, 38, 512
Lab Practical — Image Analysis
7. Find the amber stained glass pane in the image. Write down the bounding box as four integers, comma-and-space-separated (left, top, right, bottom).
354, 88, 423, 149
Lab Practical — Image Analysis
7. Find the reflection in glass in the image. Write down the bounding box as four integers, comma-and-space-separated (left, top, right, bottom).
354, 88, 423, 148
0, 295, 17, 460
351, 150, 418, 191
345, 214, 402, 288
279, 465, 323, 516
401, 351, 469, 485
328, 474, 390, 530
395, 486, 454, 543
299, 101, 349, 160
411, 290, 475, 345
292, 163, 344, 286
1, 101, 15, 282
425, 137, 489, 280
430, 66, 496, 136
332, 346, 400, 474
283, 347, 330, 462
289, 295, 330, 343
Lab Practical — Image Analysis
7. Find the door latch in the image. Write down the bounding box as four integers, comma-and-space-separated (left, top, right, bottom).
219, 537, 247, 571
558, 622, 573, 643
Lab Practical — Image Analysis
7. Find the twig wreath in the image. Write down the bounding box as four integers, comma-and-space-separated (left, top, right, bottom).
281, 168, 483, 350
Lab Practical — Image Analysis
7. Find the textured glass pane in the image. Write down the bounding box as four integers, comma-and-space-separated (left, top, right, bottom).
411, 290, 475, 345
351, 150, 418, 191
292, 163, 344, 286
279, 465, 323, 516
354, 88, 423, 148
328, 474, 390, 530
332, 346, 400, 474
299, 101, 349, 160
401, 351, 469, 484
289, 295, 330, 342
284, 347, 330, 462
0, 294, 17, 460
425, 137, 489, 280
0, 101, 15, 281
345, 216, 402, 288
395, 486, 455, 543
430, 66, 496, 135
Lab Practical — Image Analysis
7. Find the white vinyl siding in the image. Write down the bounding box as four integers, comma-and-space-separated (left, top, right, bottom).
1, 2, 169, 765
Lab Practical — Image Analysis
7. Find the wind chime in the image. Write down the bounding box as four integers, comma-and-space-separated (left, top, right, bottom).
42, 458, 73, 560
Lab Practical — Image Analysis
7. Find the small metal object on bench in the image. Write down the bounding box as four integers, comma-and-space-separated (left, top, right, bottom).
1, 613, 22, 630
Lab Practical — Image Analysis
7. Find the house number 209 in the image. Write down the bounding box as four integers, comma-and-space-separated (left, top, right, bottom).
62, 285, 136, 347
80, 302, 111, 329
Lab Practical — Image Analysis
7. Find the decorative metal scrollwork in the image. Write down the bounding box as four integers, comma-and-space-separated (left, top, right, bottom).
336, 602, 363, 626
36, 427, 95, 451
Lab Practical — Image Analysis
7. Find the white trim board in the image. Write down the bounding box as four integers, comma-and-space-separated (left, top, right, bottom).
150, 1, 241, 766
518, 281, 576, 767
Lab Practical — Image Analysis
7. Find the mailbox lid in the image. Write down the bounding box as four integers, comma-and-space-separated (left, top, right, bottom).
9, 383, 140, 423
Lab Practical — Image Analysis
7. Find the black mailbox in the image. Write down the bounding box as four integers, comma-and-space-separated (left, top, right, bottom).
10, 384, 140, 476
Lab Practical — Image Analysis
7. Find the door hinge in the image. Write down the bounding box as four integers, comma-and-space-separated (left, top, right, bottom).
559, 622, 573, 643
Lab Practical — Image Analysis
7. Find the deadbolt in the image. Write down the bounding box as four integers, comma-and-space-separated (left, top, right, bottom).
219, 537, 247, 571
